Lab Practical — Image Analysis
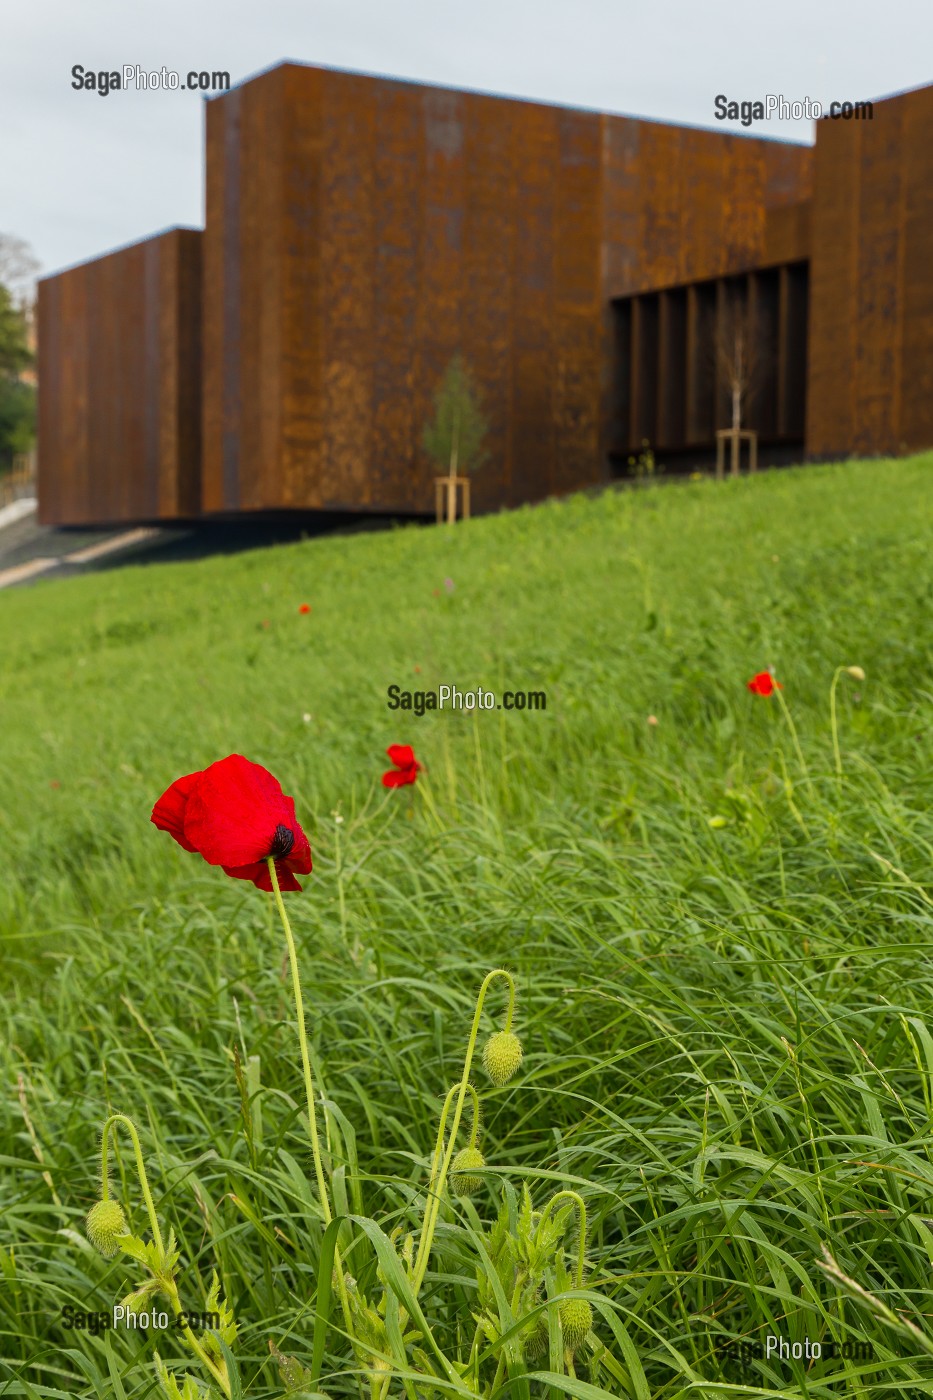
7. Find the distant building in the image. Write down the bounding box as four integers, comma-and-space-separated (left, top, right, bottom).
36, 64, 933, 527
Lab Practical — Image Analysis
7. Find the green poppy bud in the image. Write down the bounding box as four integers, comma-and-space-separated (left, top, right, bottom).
86, 1198, 129, 1257
846, 666, 866, 681
482, 1030, 523, 1086
523, 1316, 550, 1359
450, 1146, 485, 1197
559, 1298, 592, 1353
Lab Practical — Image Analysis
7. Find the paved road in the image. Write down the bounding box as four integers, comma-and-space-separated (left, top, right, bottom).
0, 502, 424, 589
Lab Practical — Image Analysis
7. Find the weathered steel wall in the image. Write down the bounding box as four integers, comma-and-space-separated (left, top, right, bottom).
203, 64, 814, 517
203, 66, 599, 514
37, 230, 201, 526
807, 85, 933, 458
600, 123, 812, 300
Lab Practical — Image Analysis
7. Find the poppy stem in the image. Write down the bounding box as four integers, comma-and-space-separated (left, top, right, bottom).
772, 685, 815, 799
422, 1082, 481, 1213
162, 1279, 232, 1396
829, 666, 844, 779
411, 969, 515, 1295
265, 858, 358, 1377
334, 817, 348, 946
100, 1113, 164, 1257
266, 860, 333, 1217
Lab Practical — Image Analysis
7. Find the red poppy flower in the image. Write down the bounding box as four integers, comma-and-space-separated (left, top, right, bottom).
151, 754, 312, 891
382, 744, 421, 788
747, 671, 782, 697
299, 603, 311, 614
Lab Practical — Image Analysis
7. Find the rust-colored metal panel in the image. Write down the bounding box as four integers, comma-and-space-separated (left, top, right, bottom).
509, 101, 558, 508
685, 283, 715, 445
806, 118, 859, 456
721, 136, 766, 270
419, 85, 468, 490
600, 119, 813, 301
549, 107, 602, 497
319, 71, 376, 510
203, 64, 614, 517
763, 200, 811, 266
462, 92, 515, 509
37, 229, 200, 527
853, 100, 903, 455
900, 86, 933, 450
638, 124, 683, 292
281, 67, 324, 509
371, 81, 425, 510
778, 263, 808, 440
658, 289, 686, 447
203, 74, 286, 513
807, 86, 933, 459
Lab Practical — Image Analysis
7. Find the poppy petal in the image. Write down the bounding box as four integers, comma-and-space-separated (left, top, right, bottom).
747, 671, 779, 696
382, 768, 412, 788
183, 754, 296, 867
222, 859, 304, 892
386, 744, 416, 769
286, 832, 314, 875
151, 770, 203, 852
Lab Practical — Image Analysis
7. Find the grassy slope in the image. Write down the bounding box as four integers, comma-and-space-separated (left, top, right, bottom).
1, 456, 932, 1397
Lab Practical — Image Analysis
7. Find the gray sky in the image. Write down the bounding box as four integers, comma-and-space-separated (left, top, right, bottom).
4, 0, 931, 282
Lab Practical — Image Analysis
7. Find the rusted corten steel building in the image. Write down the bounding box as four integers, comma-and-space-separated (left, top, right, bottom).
36, 66, 933, 527
38, 230, 202, 524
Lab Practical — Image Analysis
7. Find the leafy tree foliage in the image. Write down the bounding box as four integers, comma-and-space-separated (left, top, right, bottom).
0, 282, 35, 472
422, 353, 489, 477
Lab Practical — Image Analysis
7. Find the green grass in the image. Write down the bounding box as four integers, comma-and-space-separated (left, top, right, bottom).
1, 455, 932, 1398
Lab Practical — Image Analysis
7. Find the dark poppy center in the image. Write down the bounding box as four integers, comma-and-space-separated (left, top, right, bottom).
269, 824, 295, 859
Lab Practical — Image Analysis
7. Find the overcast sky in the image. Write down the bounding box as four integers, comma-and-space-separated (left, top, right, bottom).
4, 0, 931, 283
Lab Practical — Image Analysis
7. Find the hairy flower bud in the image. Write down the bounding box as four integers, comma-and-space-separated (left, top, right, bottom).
559, 1298, 592, 1353
523, 1316, 550, 1359
450, 1146, 486, 1197
482, 1031, 523, 1086
86, 1198, 129, 1257
846, 666, 866, 681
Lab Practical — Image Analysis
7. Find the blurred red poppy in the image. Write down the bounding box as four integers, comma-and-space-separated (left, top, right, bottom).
382, 744, 421, 788
747, 671, 782, 697
151, 754, 312, 891
299, 603, 311, 614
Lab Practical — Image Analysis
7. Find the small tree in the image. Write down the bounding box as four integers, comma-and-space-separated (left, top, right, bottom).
714, 287, 765, 434
422, 354, 489, 480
